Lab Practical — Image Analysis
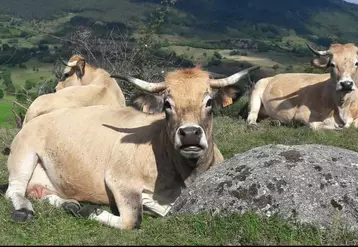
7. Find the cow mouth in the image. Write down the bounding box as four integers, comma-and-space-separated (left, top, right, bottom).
341, 88, 354, 93
180, 145, 204, 158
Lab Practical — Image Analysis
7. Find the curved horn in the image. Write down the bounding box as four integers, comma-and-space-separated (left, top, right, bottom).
209, 65, 260, 88
306, 42, 332, 57
111, 74, 166, 93
57, 55, 78, 67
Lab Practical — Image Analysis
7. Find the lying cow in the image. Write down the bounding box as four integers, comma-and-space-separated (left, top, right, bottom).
247, 42, 358, 130
3, 65, 259, 230
22, 55, 126, 125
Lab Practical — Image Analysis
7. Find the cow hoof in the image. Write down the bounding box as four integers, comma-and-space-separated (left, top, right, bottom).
11, 208, 34, 222
62, 202, 81, 218
247, 123, 259, 130
78, 204, 103, 218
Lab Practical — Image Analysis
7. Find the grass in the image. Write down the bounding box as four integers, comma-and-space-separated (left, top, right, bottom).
220, 49, 309, 72
0, 95, 19, 128
1, 107, 358, 244
1, 196, 355, 245
1, 59, 55, 89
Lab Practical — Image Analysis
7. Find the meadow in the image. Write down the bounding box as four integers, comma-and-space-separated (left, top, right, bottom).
0, 4, 357, 244
1, 99, 358, 245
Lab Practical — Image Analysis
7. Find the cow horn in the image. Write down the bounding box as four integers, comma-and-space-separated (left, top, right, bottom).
209, 65, 260, 88
57, 55, 78, 67
306, 42, 332, 57
111, 74, 167, 93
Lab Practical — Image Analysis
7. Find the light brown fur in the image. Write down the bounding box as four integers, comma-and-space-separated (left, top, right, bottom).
5, 66, 260, 230
247, 43, 358, 130
23, 55, 126, 125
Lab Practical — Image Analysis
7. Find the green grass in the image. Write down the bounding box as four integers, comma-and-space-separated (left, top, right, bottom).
0, 95, 18, 128
1, 59, 55, 88
1, 196, 355, 245
1, 111, 358, 244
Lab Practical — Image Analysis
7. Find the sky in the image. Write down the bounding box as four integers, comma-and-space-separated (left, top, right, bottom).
344, 0, 358, 4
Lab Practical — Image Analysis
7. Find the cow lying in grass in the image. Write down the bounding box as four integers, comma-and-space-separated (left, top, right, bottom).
2, 65, 260, 230
247, 43, 358, 130
23, 55, 126, 125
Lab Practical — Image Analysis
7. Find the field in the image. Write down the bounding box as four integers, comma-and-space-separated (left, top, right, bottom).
1, 104, 358, 244
1, 1, 358, 243
3, 60, 55, 88
164, 45, 312, 74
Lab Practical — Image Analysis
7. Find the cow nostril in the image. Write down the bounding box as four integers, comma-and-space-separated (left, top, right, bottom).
194, 128, 201, 135
179, 128, 186, 137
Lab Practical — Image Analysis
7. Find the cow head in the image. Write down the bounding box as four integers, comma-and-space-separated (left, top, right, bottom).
307, 42, 358, 93
111, 66, 259, 160
55, 55, 87, 91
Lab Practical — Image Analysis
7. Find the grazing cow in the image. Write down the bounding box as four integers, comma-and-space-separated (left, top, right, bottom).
247, 43, 358, 130
3, 65, 259, 230
22, 55, 126, 125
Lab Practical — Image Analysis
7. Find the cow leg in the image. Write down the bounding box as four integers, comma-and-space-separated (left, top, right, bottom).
309, 122, 343, 131
26, 164, 81, 216
5, 152, 38, 222
86, 174, 142, 230
247, 95, 261, 127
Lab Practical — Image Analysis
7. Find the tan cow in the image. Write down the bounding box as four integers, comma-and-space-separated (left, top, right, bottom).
247, 43, 358, 130
3, 65, 260, 230
22, 55, 126, 125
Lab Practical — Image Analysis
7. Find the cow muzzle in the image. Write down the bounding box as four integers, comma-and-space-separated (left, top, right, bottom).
174, 124, 208, 159
338, 80, 355, 92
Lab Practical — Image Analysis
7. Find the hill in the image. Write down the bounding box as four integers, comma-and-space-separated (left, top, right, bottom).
1, 0, 358, 44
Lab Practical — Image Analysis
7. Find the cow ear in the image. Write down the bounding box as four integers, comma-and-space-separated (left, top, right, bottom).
311, 57, 329, 68
130, 92, 164, 113
212, 85, 239, 109
75, 59, 86, 78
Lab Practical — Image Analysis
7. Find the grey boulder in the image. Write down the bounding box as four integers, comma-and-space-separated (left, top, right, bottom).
170, 144, 358, 230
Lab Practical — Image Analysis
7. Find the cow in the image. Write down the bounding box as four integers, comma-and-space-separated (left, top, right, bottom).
2, 65, 260, 230
247, 42, 358, 130
22, 55, 126, 125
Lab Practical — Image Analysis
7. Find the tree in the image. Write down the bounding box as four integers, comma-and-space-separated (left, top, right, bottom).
213, 51, 222, 59
25, 80, 35, 90
285, 65, 293, 72
5, 82, 15, 94
0, 89, 4, 99
272, 64, 280, 74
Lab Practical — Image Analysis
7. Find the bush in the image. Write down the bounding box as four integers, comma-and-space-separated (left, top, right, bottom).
0, 89, 4, 99
25, 80, 35, 90
208, 57, 222, 66
229, 50, 240, 56
213, 51, 222, 59
19, 63, 27, 69
5, 82, 15, 94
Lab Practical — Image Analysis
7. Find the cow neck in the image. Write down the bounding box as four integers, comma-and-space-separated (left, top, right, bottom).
158, 126, 215, 188
327, 84, 357, 125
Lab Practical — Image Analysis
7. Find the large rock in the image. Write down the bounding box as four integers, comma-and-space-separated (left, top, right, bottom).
170, 144, 358, 230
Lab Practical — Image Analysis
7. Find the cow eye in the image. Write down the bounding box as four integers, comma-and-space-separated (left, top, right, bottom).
163, 100, 172, 111
355, 62, 358, 67
206, 98, 213, 108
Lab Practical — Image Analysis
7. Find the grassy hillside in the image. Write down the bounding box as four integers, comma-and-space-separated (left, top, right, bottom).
1, 0, 358, 44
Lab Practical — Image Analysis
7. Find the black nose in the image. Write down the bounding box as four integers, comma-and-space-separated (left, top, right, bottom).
178, 126, 202, 146
340, 81, 354, 90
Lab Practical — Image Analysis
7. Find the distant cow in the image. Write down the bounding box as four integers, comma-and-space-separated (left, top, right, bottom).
247, 43, 358, 130
22, 55, 126, 125
3, 65, 259, 230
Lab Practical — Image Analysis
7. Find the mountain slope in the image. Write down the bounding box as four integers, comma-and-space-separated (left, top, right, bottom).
1, 0, 358, 43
